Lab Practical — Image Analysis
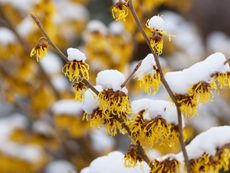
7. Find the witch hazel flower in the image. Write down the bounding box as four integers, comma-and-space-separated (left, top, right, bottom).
127, 99, 184, 149
112, 0, 129, 21
135, 53, 161, 94
165, 52, 230, 116
146, 16, 172, 55
30, 37, 48, 61
95, 69, 131, 135
150, 126, 230, 173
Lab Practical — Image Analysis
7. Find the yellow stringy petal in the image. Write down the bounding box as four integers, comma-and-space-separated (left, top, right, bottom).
62, 61, 89, 82
112, 1, 129, 21
139, 71, 161, 95
151, 159, 180, 173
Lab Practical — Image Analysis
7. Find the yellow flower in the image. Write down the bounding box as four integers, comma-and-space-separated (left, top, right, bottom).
30, 38, 48, 61
146, 16, 172, 55
151, 158, 180, 173
62, 60, 89, 82
138, 69, 161, 94
124, 144, 142, 167
128, 111, 180, 148
98, 89, 131, 118
112, 0, 129, 21
212, 72, 230, 89
73, 82, 87, 101
175, 94, 197, 117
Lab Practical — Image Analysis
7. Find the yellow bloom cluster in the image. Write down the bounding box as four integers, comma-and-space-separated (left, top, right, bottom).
98, 89, 131, 117
62, 60, 89, 83
55, 114, 90, 138
73, 82, 87, 101
127, 111, 180, 148
138, 69, 161, 94
112, 0, 129, 21
124, 144, 142, 167
30, 38, 48, 62
151, 158, 180, 173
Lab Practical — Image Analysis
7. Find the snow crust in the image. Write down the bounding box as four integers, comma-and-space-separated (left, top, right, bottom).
67, 48, 86, 61
148, 16, 166, 31
86, 20, 107, 34
109, 21, 124, 35
96, 70, 126, 92
0, 142, 44, 162
135, 53, 156, 78
52, 100, 83, 116
40, 52, 63, 74
16, 17, 34, 38
81, 151, 150, 173
0, 0, 35, 12
165, 52, 230, 94
131, 99, 182, 125
82, 86, 102, 114
91, 128, 115, 152
45, 160, 77, 173
0, 27, 16, 45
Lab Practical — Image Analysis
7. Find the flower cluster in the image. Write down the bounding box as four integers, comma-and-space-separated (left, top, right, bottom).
165, 52, 230, 116
112, 0, 129, 21
127, 99, 183, 149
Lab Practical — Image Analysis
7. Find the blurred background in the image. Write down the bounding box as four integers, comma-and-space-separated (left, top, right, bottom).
0, 0, 230, 173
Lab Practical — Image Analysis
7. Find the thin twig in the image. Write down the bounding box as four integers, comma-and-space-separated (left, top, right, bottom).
30, 14, 67, 62
128, 0, 190, 172
121, 60, 142, 88
0, 7, 61, 100
224, 58, 230, 65
31, 13, 153, 168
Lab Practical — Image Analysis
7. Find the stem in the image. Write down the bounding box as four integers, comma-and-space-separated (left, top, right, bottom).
30, 14, 67, 62
31, 13, 153, 168
224, 58, 230, 65
0, 7, 61, 100
128, 0, 190, 171
30, 14, 98, 95
121, 60, 142, 88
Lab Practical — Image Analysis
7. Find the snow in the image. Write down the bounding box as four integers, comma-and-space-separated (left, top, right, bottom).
135, 53, 156, 78
55, 1, 89, 23
165, 52, 230, 94
96, 70, 126, 92
33, 121, 54, 135
67, 48, 86, 61
52, 99, 83, 116
45, 160, 77, 173
178, 126, 230, 160
82, 151, 150, 173
52, 75, 69, 91
0, 142, 44, 162
131, 99, 183, 125
0, 114, 28, 141
91, 128, 115, 152
82, 86, 102, 114
0, 27, 16, 45
16, 17, 34, 38
109, 21, 124, 35
0, 0, 35, 12
40, 52, 63, 74
207, 32, 230, 55
147, 16, 166, 31
86, 20, 108, 35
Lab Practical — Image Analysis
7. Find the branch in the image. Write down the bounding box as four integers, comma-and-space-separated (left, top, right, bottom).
31, 13, 153, 168
128, 0, 190, 172
224, 58, 230, 65
121, 60, 142, 88
30, 14, 68, 62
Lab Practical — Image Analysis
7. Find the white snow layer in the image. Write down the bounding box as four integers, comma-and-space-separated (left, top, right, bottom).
0, 27, 16, 45
80, 151, 150, 173
82, 86, 102, 114
45, 160, 77, 173
67, 48, 86, 61
131, 99, 182, 125
96, 69, 126, 92
165, 52, 230, 94
109, 21, 125, 34
16, 17, 34, 38
135, 53, 157, 79
0, 0, 35, 12
86, 20, 107, 34
147, 16, 166, 31
52, 99, 83, 116
40, 52, 63, 75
